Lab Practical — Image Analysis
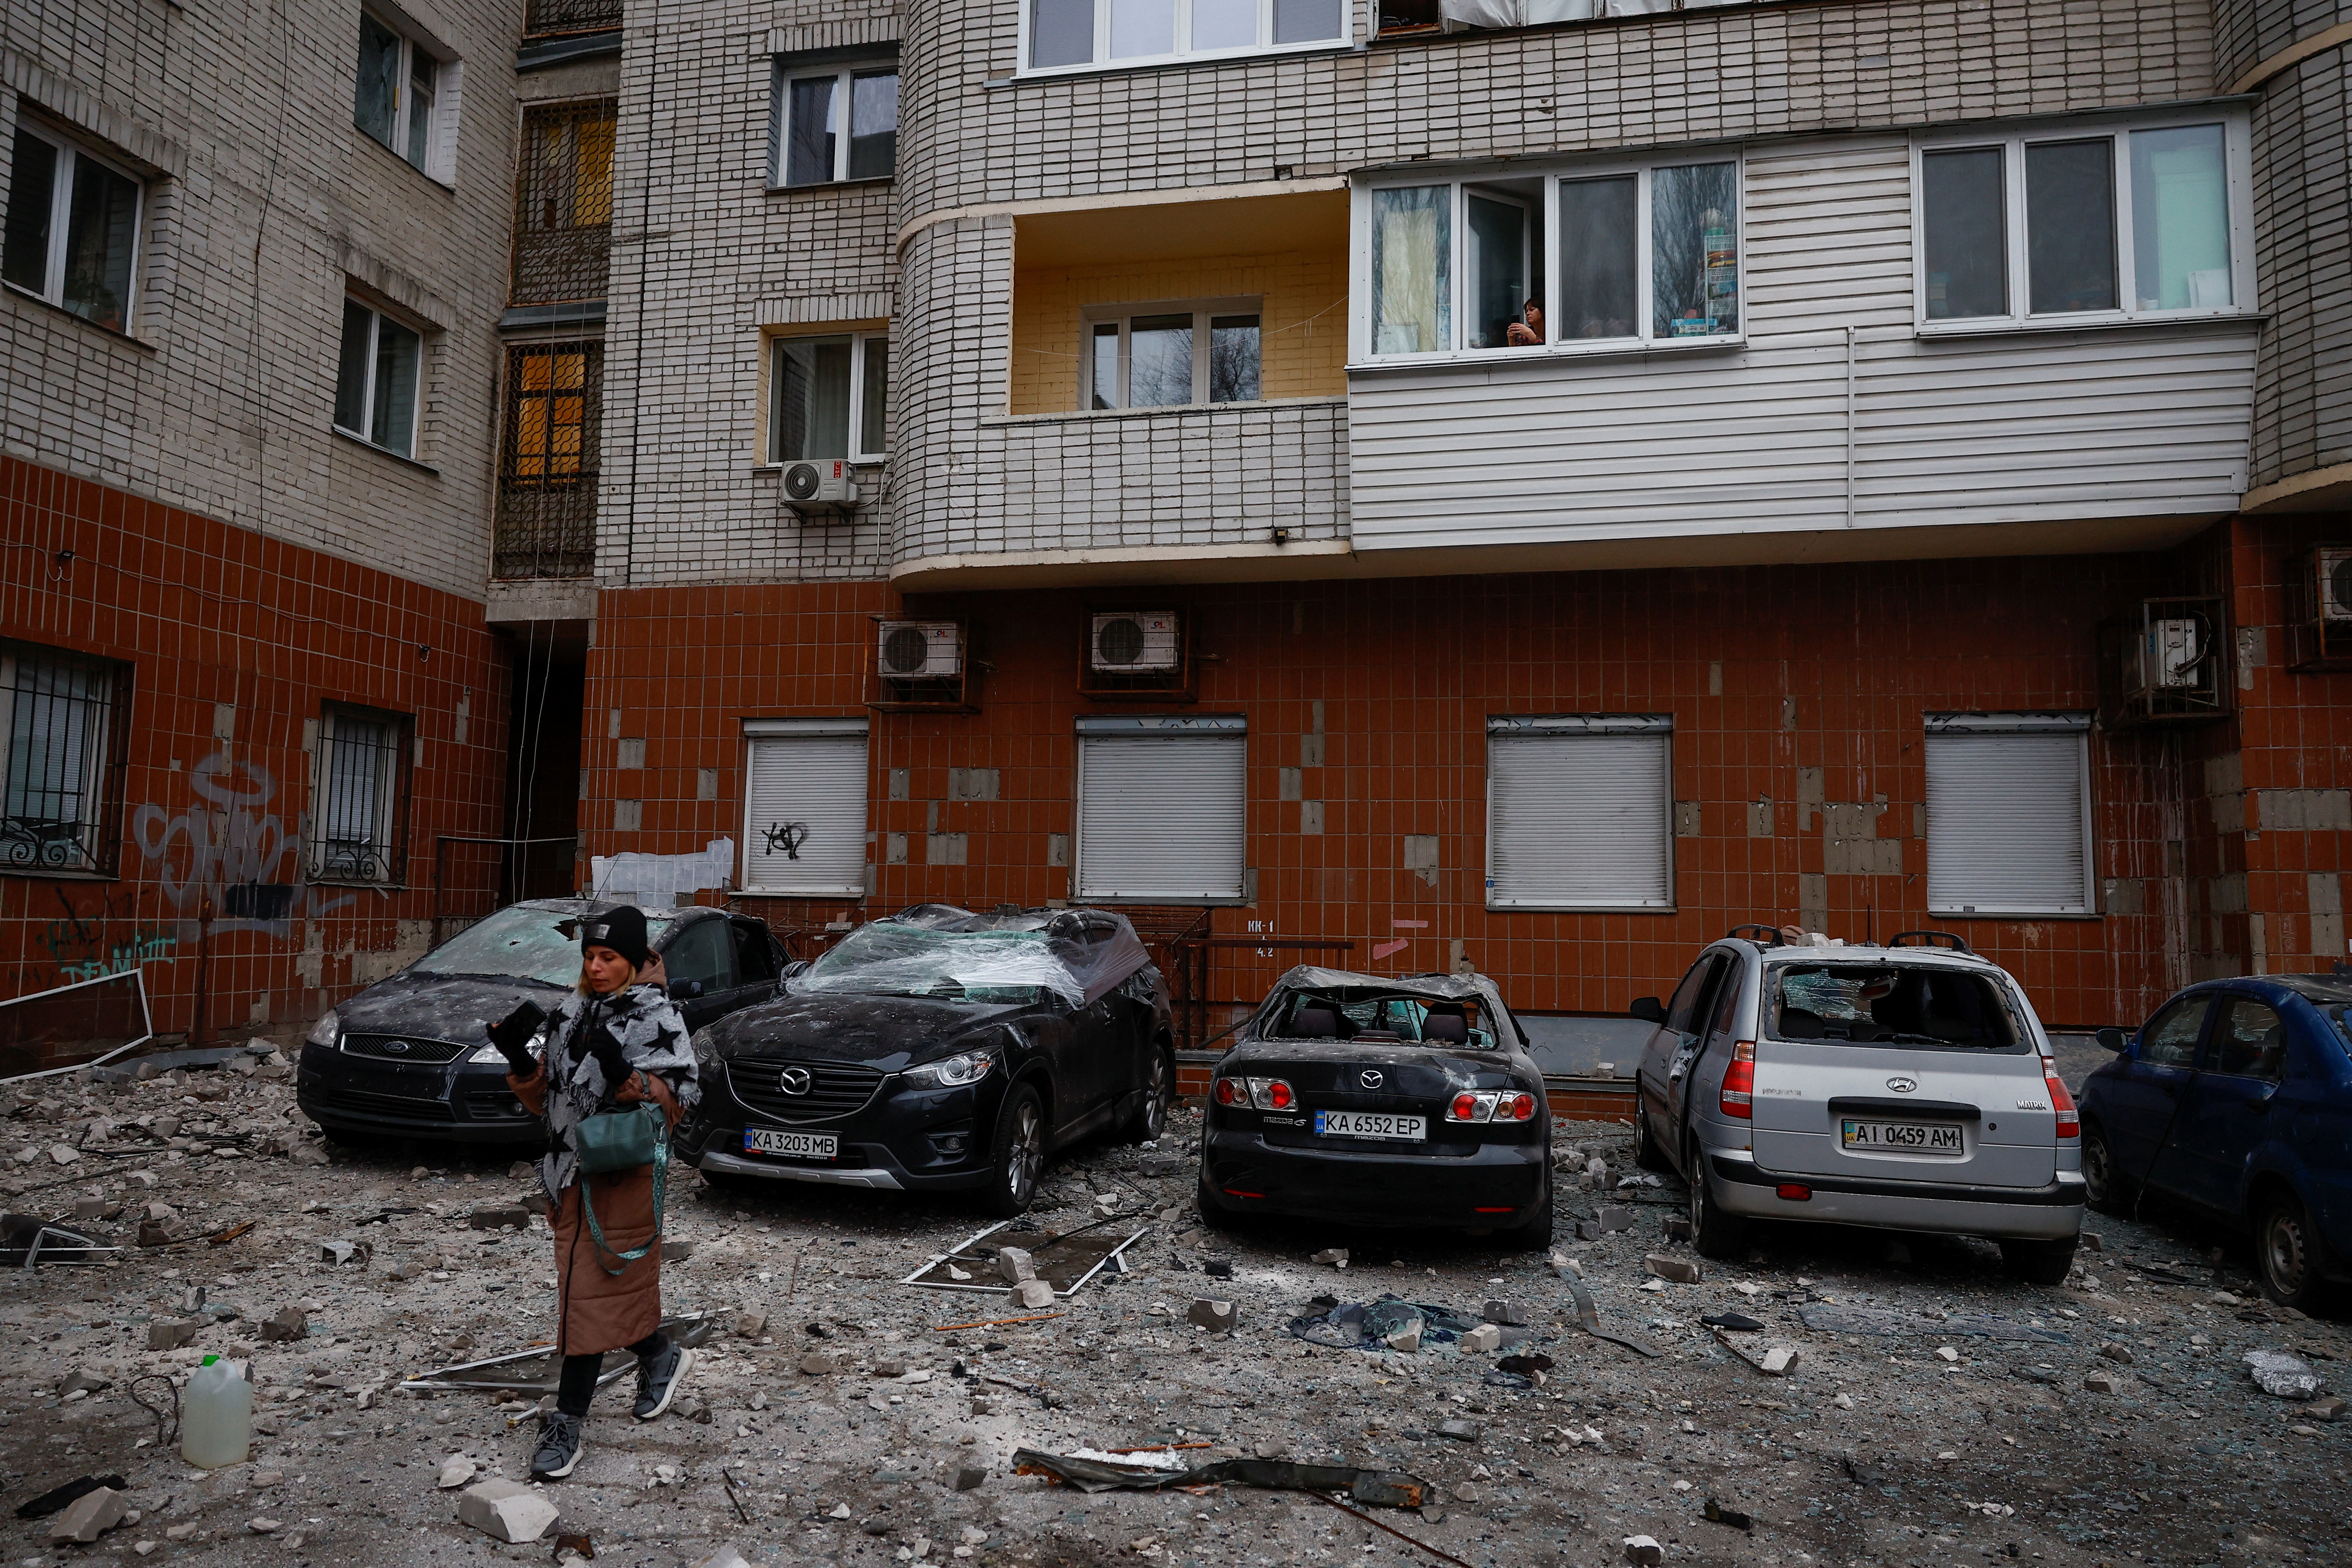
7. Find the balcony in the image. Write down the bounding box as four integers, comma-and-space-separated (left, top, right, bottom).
509, 101, 615, 307
523, 0, 621, 37
494, 342, 601, 580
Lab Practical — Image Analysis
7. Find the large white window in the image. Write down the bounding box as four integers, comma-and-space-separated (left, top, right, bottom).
1025, 0, 1347, 73
1923, 713, 2094, 916
773, 61, 898, 187
1914, 117, 2250, 328
1075, 715, 1246, 902
742, 718, 869, 897
1083, 299, 1262, 410
769, 332, 889, 463
0, 643, 125, 875
334, 298, 425, 458
1486, 715, 1672, 911
1362, 156, 1740, 361
310, 704, 409, 884
354, 11, 452, 180
2, 122, 142, 332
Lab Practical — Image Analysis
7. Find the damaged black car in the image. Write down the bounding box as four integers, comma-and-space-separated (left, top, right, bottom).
679, 905, 1174, 1215
1198, 968, 1552, 1247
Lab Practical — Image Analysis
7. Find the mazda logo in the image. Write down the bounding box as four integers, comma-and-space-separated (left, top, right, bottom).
779, 1067, 813, 1096
1886, 1075, 1918, 1093
1359, 1069, 1384, 1090
381, 1040, 410, 1055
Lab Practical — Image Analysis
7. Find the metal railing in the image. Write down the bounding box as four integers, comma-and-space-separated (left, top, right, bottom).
510, 102, 615, 306
430, 834, 579, 947
494, 340, 603, 579
524, 0, 622, 37
1, 646, 125, 874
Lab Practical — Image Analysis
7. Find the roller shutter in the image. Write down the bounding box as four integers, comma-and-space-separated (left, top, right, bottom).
1924, 714, 2093, 915
1486, 716, 1673, 909
741, 719, 869, 896
1076, 716, 1246, 901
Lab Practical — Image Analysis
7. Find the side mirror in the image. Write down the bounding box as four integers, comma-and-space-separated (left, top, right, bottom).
782, 960, 811, 980
670, 979, 705, 1000
2096, 1026, 2128, 1053
1629, 997, 1668, 1025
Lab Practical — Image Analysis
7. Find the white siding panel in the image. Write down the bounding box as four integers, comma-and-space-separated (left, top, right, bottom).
1348, 135, 2257, 556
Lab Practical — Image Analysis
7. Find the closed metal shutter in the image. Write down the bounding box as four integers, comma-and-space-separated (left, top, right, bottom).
1486, 716, 1672, 909
741, 719, 868, 896
1924, 714, 2092, 915
1076, 716, 1246, 901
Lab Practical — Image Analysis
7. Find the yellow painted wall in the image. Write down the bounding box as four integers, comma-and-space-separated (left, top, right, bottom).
1008, 249, 1348, 416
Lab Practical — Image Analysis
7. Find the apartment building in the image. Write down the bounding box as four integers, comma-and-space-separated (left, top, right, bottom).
0, 0, 624, 1047
537, 0, 2345, 1040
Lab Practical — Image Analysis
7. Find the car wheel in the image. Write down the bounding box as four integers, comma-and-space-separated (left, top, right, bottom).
1194, 1174, 1248, 1233
979, 1083, 1046, 1219
1494, 1171, 1555, 1252
1118, 1042, 1172, 1144
1687, 1140, 1752, 1261
1998, 1236, 2079, 1287
1632, 1106, 1671, 1172
2255, 1189, 2337, 1314
2080, 1123, 2131, 1216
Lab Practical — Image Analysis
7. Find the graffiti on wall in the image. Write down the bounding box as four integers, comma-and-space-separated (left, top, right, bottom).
129, 753, 353, 936
34, 885, 178, 984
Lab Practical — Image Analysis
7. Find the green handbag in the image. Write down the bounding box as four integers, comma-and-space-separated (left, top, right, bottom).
574, 1103, 669, 1276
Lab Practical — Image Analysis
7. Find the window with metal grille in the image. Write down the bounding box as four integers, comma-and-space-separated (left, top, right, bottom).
496, 341, 602, 578
0, 644, 127, 875
511, 101, 615, 305
310, 705, 410, 884
524, 0, 622, 36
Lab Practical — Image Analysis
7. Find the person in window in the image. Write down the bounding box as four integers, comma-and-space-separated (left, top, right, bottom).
1505, 299, 1545, 347
500, 905, 700, 1481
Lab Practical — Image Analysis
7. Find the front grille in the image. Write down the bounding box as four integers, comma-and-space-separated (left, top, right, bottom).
343, 1034, 470, 1064
323, 1087, 457, 1122
730, 1059, 886, 1124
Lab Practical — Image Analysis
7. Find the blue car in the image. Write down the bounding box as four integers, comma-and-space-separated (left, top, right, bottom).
2077, 973, 2352, 1310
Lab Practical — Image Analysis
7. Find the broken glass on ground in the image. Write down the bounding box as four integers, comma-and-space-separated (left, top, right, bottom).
1283, 1296, 1484, 1351
902, 1219, 1147, 1297
1797, 1303, 2071, 1343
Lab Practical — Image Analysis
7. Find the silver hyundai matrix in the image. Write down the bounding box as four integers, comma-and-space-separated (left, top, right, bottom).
1630, 928, 2085, 1283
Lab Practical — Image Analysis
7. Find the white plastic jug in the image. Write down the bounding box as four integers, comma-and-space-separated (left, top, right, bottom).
180, 1356, 252, 1469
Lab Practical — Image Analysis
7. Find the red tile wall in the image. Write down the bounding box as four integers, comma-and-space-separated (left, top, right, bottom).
1, 454, 510, 1043
581, 532, 2352, 1033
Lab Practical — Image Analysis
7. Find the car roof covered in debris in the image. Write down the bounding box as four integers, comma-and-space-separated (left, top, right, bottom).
795, 904, 1153, 1008
1256, 965, 1529, 1047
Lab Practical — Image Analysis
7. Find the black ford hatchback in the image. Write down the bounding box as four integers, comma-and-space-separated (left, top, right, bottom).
680, 905, 1173, 1215
296, 900, 785, 1144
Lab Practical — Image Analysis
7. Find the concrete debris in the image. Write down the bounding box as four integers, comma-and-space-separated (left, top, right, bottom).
1622, 1533, 1664, 1566
953, 1465, 986, 1491
800, 1353, 842, 1376
695, 1547, 752, 1568
2305, 1395, 2346, 1421
319, 1239, 360, 1266
1704, 1497, 1754, 1531
1435, 1418, 1483, 1442
1185, 1298, 1237, 1332
1661, 1216, 1694, 1242
1012, 1279, 1056, 1308
47, 1488, 127, 1543
2084, 1371, 2122, 1394
731, 1310, 768, 1338
1481, 1298, 1528, 1326
997, 1247, 1037, 1285
58, 1367, 112, 1396
247, 1517, 281, 1534
2244, 1349, 2324, 1400
2099, 1342, 2135, 1365
1643, 1254, 1701, 1284
1313, 1248, 1348, 1267
146, 1318, 202, 1350
436, 1456, 477, 1489
456, 1479, 561, 1543
1460, 1324, 1503, 1353
259, 1306, 308, 1342
468, 1205, 530, 1230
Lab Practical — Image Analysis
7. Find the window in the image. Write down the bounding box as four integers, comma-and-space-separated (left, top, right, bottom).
742, 718, 869, 896
774, 63, 898, 187
512, 100, 615, 305
310, 704, 409, 884
334, 298, 424, 457
1923, 713, 2094, 916
2209, 996, 2287, 1080
1485, 715, 1672, 910
1075, 715, 1246, 901
1083, 301, 1261, 410
1364, 157, 1739, 359
2137, 995, 2207, 1069
495, 341, 602, 579
662, 917, 736, 996
1663, 955, 1726, 1035
354, 13, 448, 178
3, 122, 141, 332
1916, 119, 2243, 327
769, 331, 889, 463
0, 644, 125, 874
1026, 0, 1346, 71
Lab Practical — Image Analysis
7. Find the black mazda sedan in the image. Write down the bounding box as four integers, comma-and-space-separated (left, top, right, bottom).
296, 900, 786, 1144
1198, 967, 1553, 1247
679, 905, 1174, 1215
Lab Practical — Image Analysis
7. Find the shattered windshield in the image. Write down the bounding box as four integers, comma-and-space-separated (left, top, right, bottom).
412, 905, 677, 987
1770, 964, 2021, 1051
793, 922, 1081, 1007
1265, 989, 1499, 1049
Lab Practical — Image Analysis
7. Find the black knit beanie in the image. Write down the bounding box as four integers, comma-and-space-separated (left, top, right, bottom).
580, 904, 652, 970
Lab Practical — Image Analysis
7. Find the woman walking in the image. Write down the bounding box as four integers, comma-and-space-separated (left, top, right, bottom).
500, 904, 699, 1480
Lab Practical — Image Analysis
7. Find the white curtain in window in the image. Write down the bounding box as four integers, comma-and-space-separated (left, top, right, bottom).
1372, 186, 1450, 355
1440, 0, 1596, 22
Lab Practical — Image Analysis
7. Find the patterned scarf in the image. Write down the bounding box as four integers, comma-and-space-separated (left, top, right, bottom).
532, 980, 700, 1196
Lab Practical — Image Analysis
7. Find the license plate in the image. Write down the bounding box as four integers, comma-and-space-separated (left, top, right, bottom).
1842, 1118, 1964, 1156
1315, 1110, 1425, 1142
744, 1127, 838, 1160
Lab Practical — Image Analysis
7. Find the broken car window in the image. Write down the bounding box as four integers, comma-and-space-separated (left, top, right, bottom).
1769, 964, 2020, 1051
412, 904, 678, 987
1267, 989, 1496, 1048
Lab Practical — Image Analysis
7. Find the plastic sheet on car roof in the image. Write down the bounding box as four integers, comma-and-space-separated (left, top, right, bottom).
791, 904, 1152, 1009
1269, 965, 1524, 1044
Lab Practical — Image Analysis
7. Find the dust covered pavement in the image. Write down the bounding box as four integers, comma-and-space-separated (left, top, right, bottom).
4, 1063, 2348, 1568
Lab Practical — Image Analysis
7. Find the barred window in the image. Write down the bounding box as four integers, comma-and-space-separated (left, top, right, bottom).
495, 341, 602, 579
524, 0, 622, 36
512, 100, 615, 306
0, 644, 127, 875
310, 705, 410, 884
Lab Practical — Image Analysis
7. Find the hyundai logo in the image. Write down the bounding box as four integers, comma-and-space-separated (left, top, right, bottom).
1359, 1069, 1384, 1090
1886, 1075, 1918, 1093
779, 1067, 813, 1096
381, 1040, 410, 1055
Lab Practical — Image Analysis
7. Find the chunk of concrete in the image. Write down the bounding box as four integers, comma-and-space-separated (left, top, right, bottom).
731, 1310, 769, 1339
259, 1306, 307, 1343
60, 1367, 112, 1396
1481, 1298, 1528, 1326
319, 1239, 358, 1266
1644, 1254, 1701, 1284
1592, 1206, 1636, 1233
2305, 1394, 2345, 1421
1435, 1419, 1482, 1442
2245, 1348, 2324, 1400
2083, 1370, 2121, 1394
1622, 1535, 1663, 1568
1459, 1324, 1503, 1354
800, 1353, 842, 1376
1011, 1279, 1056, 1309
2098, 1342, 2134, 1365
1313, 1247, 1349, 1267
996, 1247, 1037, 1284
954, 1465, 986, 1491
468, 1205, 530, 1231
1382, 1322, 1422, 1353
1186, 1298, 1238, 1333
436, 1456, 477, 1489
147, 1318, 202, 1351
456, 1480, 560, 1544
695, 1549, 752, 1568
49, 1487, 127, 1543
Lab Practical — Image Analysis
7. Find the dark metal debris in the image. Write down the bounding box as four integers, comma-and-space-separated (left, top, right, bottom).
1011, 1448, 1429, 1510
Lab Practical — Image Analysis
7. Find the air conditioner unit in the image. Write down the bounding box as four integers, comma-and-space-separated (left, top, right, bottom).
2286, 545, 2352, 670
2317, 546, 2352, 623
2103, 596, 2226, 725
2124, 616, 2205, 694
1090, 611, 1181, 673
781, 459, 855, 512
877, 621, 961, 679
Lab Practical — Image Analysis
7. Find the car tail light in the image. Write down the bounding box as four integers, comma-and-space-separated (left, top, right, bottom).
1776, 1183, 1812, 1201
2043, 1054, 2079, 1138
1249, 1078, 1294, 1112
1501, 1092, 1536, 1122
1720, 1040, 1755, 1119
1213, 1077, 1241, 1107
1446, 1091, 1499, 1123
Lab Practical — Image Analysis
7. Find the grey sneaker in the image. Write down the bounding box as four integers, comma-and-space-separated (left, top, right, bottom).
633, 1341, 693, 1420
529, 1411, 584, 1480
